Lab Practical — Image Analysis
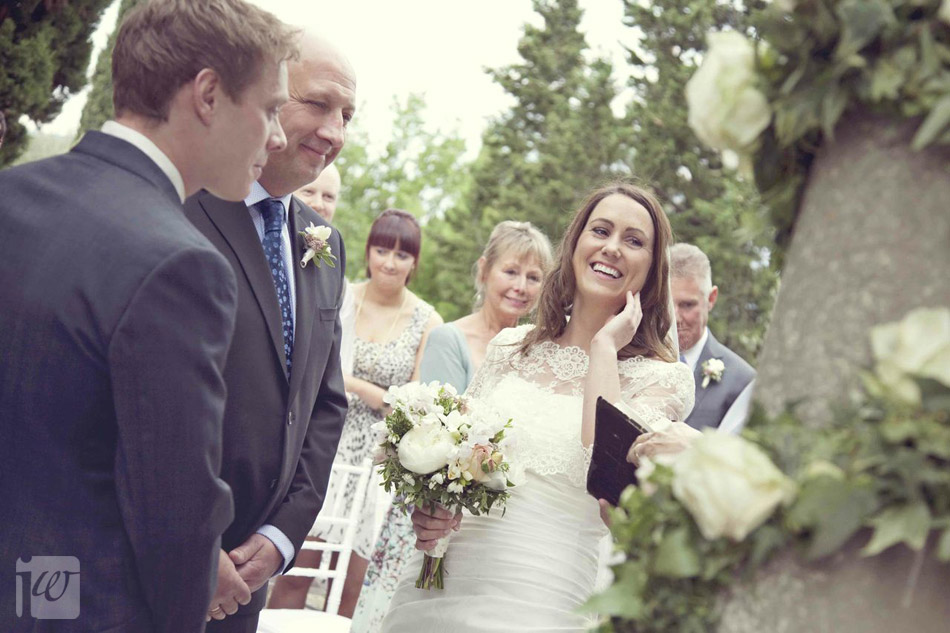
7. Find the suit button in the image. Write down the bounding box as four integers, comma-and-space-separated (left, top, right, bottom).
269, 479, 278, 490
288, 411, 295, 425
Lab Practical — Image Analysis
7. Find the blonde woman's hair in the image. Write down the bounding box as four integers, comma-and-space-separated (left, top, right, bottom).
474, 221, 554, 309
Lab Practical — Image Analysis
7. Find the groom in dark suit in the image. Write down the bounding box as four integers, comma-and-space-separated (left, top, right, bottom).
0, 2, 295, 632
671, 243, 756, 432
184, 32, 356, 632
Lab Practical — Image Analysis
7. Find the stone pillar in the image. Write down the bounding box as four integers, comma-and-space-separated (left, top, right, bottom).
754, 111, 950, 423
719, 112, 950, 631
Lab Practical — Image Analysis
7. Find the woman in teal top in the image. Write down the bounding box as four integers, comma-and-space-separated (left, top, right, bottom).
352, 220, 554, 631
418, 321, 473, 390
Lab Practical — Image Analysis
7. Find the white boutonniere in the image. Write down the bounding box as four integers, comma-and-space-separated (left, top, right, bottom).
299, 222, 336, 269
701, 358, 726, 388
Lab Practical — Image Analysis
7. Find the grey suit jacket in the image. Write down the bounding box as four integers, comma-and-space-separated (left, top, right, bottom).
0, 132, 236, 633
183, 191, 348, 616
685, 331, 756, 430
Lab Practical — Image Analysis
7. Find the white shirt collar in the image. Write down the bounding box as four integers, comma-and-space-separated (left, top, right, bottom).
682, 327, 709, 371
100, 121, 185, 202
245, 181, 292, 222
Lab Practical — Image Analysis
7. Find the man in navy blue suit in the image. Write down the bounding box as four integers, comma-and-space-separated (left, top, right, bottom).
0, 2, 296, 631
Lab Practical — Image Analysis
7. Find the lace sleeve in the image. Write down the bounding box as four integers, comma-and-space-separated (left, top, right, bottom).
618, 359, 695, 430
463, 325, 531, 400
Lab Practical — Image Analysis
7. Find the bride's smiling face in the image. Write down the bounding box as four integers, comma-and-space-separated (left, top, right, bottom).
570, 194, 654, 312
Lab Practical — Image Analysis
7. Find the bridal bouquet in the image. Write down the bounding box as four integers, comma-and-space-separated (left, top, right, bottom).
373, 381, 517, 589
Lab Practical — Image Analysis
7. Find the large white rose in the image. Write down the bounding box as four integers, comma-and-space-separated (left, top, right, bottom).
672, 432, 796, 541
686, 31, 771, 173
397, 424, 455, 474
870, 307, 950, 402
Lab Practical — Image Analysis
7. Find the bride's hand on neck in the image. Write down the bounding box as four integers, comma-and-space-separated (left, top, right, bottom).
591, 291, 642, 354
582, 292, 642, 447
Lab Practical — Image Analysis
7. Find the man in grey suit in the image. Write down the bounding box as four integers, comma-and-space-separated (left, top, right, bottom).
184, 32, 355, 633
671, 243, 756, 433
0, 1, 294, 631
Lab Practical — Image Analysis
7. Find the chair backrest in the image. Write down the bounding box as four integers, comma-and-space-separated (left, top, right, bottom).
288, 458, 373, 615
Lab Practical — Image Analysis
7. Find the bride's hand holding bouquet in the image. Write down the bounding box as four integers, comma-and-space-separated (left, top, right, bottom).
373, 381, 519, 589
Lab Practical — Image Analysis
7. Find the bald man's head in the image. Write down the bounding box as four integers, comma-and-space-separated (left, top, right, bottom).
258, 32, 356, 197
295, 162, 341, 222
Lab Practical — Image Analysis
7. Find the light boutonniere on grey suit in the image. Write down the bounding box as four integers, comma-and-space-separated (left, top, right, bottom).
701, 358, 726, 388
299, 222, 336, 268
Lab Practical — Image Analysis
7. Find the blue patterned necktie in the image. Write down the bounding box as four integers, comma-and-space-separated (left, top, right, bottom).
256, 198, 294, 374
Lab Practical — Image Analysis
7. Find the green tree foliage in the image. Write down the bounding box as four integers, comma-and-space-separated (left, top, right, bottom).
332, 94, 470, 315
77, 0, 141, 136
623, 0, 778, 361
0, 0, 113, 166
423, 0, 630, 322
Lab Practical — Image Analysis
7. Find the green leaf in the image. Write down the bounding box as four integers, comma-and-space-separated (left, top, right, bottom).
749, 523, 789, 567
911, 95, 950, 150
820, 85, 849, 139
787, 477, 879, 560
917, 377, 950, 412
835, 0, 894, 60
869, 59, 905, 102
653, 527, 701, 578
862, 502, 931, 556
918, 26, 939, 79
937, 528, 950, 562
580, 561, 646, 618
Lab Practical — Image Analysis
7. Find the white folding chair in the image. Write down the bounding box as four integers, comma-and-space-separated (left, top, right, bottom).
257, 458, 374, 633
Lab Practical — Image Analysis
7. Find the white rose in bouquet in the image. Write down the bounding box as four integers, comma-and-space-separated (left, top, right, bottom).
686, 31, 771, 174
870, 307, 950, 403
398, 424, 455, 475
672, 431, 796, 541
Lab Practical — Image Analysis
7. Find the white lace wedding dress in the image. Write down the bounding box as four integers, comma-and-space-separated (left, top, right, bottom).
380, 325, 694, 632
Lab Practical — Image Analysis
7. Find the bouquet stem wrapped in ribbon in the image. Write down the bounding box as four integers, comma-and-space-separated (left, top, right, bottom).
373, 381, 518, 589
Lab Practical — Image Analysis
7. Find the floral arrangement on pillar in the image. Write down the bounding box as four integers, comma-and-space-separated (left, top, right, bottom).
588, 308, 950, 632
591, 3, 950, 629
685, 0, 950, 260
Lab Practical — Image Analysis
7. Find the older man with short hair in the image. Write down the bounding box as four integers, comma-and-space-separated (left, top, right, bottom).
185, 31, 356, 633
671, 243, 756, 433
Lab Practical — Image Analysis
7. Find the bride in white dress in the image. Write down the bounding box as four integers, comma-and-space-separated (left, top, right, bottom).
381, 183, 695, 632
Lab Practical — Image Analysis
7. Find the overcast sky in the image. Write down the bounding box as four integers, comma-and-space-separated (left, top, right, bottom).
40, 0, 638, 156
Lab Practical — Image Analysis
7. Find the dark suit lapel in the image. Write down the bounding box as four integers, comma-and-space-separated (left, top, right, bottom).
197, 193, 289, 379
692, 335, 716, 412
287, 197, 317, 398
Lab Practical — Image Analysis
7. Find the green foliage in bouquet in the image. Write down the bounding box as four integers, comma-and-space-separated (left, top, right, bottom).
587, 307, 950, 632
376, 384, 515, 519
751, 0, 950, 253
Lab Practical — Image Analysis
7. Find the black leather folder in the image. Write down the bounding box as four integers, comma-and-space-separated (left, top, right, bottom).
586, 397, 649, 506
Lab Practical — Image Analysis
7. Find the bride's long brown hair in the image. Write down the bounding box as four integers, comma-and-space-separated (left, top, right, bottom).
519, 182, 676, 362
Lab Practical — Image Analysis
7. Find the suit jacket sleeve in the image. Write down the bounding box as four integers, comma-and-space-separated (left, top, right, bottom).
268, 234, 349, 563
109, 247, 237, 633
